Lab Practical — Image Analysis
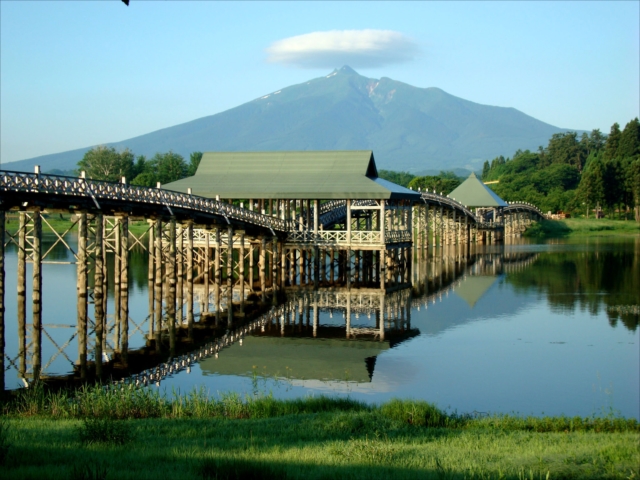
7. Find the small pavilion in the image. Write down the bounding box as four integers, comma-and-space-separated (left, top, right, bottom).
447, 172, 508, 222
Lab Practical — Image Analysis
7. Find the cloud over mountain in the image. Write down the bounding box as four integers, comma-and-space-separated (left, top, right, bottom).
266, 29, 420, 69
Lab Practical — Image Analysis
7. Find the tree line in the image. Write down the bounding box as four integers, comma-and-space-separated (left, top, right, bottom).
481, 118, 640, 220
76, 146, 202, 186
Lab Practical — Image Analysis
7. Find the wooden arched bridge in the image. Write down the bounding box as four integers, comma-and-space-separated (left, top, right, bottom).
0, 154, 545, 389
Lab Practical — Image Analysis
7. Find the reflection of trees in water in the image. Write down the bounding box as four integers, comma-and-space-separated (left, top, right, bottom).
506, 245, 639, 331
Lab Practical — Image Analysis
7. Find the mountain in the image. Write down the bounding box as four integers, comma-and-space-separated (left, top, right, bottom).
4, 66, 569, 174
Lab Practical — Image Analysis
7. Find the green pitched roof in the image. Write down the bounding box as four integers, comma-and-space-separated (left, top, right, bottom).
162, 151, 420, 200
447, 173, 508, 207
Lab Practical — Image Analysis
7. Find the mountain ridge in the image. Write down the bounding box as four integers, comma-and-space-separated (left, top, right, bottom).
4, 66, 570, 173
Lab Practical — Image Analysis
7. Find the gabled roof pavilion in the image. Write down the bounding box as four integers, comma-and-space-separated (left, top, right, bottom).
163, 151, 420, 200
447, 172, 508, 208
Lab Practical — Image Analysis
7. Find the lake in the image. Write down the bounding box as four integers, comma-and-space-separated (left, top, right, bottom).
2, 234, 639, 419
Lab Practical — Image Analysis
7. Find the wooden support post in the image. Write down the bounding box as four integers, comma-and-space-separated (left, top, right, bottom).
147, 220, 155, 339
0, 210, 4, 391
249, 243, 255, 291
177, 223, 184, 326
379, 293, 385, 341
32, 211, 42, 381
186, 222, 194, 340
93, 214, 104, 377
239, 230, 245, 315
119, 216, 129, 365
280, 242, 286, 289
227, 225, 234, 326
204, 229, 210, 313
215, 226, 222, 323
17, 212, 26, 379
154, 219, 163, 352
272, 237, 278, 305
114, 218, 121, 350
76, 213, 88, 379
167, 217, 176, 355
259, 236, 266, 302
314, 246, 319, 288
346, 199, 352, 244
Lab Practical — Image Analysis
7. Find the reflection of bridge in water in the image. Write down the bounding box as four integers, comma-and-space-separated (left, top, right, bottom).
1, 161, 544, 390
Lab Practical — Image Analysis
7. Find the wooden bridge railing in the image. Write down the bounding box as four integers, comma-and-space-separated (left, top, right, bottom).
0, 170, 289, 233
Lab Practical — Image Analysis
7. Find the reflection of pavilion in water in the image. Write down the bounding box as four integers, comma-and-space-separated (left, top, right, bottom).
3, 242, 538, 388
200, 288, 416, 384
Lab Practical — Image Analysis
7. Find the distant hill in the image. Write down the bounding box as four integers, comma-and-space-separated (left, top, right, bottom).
5, 66, 570, 174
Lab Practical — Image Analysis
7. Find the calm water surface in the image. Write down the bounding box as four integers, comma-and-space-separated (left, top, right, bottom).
3, 235, 639, 419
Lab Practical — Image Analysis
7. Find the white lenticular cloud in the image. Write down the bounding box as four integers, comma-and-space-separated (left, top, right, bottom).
266, 30, 420, 69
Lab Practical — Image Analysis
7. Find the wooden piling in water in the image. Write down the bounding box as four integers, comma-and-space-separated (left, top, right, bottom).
76, 213, 88, 379
227, 225, 234, 326
0, 210, 4, 391
94, 214, 104, 377
167, 217, 176, 355
186, 222, 194, 339
32, 210, 42, 380
154, 219, 163, 351
119, 216, 129, 365
17, 212, 26, 379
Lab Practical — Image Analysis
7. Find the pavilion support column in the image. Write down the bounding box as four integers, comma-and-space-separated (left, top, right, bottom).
119, 215, 129, 365
259, 236, 266, 303
330, 250, 335, 283
76, 213, 88, 379
186, 222, 194, 340
154, 219, 163, 352
346, 199, 352, 245
17, 212, 27, 380
32, 210, 42, 381
215, 226, 222, 324
227, 225, 234, 326
167, 217, 176, 356
93, 214, 104, 377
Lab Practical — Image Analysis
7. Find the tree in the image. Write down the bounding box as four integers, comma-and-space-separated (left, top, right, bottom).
187, 151, 203, 177
482, 160, 490, 180
77, 146, 135, 182
576, 158, 606, 218
603, 123, 621, 161
617, 118, 640, 159
408, 173, 461, 195
153, 151, 187, 185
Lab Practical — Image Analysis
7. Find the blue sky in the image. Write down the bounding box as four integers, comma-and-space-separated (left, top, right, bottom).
1, 1, 638, 165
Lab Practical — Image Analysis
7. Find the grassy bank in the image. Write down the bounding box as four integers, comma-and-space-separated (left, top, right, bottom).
524, 218, 640, 238
1, 385, 638, 479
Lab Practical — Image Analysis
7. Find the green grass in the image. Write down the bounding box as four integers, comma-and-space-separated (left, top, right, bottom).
1, 385, 638, 479
524, 218, 640, 238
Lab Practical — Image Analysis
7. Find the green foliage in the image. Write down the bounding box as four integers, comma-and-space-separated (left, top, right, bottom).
408, 171, 461, 195
0, 421, 10, 466
70, 462, 108, 480
482, 119, 640, 219
377, 169, 415, 188
76, 146, 135, 182
522, 220, 572, 238
76, 417, 133, 445
188, 151, 203, 176
377, 399, 455, 427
